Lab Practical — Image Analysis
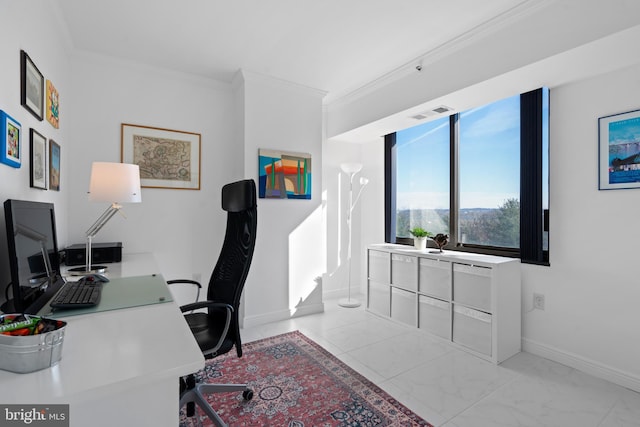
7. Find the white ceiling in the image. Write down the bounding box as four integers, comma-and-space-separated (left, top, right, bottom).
55, 0, 528, 103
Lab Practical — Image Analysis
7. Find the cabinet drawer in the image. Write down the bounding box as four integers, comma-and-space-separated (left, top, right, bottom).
391, 254, 418, 291
391, 287, 416, 327
368, 250, 389, 282
368, 281, 390, 317
419, 258, 451, 299
453, 263, 492, 312
452, 304, 492, 356
418, 295, 450, 339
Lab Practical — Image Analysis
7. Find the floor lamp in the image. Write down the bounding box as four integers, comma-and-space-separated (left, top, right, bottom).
68, 162, 141, 275
339, 162, 369, 308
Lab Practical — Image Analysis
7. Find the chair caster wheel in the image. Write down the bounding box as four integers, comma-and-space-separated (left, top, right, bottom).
243, 389, 254, 401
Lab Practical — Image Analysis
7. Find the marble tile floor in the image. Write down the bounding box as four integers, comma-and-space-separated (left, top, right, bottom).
240, 298, 640, 427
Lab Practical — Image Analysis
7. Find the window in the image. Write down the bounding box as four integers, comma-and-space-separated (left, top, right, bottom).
458, 95, 520, 248
385, 88, 549, 264
395, 116, 450, 239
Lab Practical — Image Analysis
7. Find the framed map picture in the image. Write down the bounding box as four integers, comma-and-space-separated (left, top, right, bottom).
121, 123, 201, 190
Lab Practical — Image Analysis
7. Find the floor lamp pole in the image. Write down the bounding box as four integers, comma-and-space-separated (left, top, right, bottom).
339, 164, 368, 308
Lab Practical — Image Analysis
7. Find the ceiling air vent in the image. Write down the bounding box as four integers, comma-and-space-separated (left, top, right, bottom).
410, 113, 431, 120
410, 105, 453, 120
432, 105, 452, 114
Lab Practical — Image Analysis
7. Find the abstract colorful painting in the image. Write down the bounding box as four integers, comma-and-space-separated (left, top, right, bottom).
259, 149, 311, 199
46, 80, 59, 129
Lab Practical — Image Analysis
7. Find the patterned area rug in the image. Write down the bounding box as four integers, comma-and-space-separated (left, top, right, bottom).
179, 330, 432, 427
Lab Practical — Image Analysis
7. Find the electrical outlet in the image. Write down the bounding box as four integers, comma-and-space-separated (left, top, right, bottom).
533, 293, 545, 310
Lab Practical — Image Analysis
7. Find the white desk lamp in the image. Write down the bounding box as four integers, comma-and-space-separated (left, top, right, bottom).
339, 162, 369, 308
68, 162, 141, 275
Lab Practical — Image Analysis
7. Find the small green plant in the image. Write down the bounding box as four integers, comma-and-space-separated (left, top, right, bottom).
409, 227, 432, 238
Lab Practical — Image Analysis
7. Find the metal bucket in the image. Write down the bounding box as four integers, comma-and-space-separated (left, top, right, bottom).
0, 314, 67, 374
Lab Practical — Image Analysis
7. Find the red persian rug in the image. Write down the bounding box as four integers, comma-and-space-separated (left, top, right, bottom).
179, 330, 432, 427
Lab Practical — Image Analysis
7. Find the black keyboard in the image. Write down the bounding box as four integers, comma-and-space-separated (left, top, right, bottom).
50, 280, 103, 309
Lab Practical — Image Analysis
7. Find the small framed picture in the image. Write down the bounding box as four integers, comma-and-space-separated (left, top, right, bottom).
598, 108, 640, 190
0, 110, 21, 168
21, 50, 44, 121
49, 139, 61, 191
46, 80, 60, 129
30, 129, 47, 189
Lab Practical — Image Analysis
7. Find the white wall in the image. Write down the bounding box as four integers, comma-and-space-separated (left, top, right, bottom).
65, 51, 237, 285
522, 63, 640, 390
0, 1, 71, 306
238, 72, 326, 326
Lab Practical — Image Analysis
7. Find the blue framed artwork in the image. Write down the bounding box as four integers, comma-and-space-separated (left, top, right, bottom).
599, 108, 640, 190
258, 148, 311, 199
0, 110, 21, 168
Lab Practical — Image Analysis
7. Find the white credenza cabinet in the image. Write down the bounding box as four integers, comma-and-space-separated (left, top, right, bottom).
367, 244, 521, 364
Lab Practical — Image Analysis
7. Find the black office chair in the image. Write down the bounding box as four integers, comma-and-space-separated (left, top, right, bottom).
171, 179, 257, 427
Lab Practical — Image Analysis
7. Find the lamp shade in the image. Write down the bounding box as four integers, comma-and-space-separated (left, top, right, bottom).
340, 162, 363, 174
89, 162, 141, 203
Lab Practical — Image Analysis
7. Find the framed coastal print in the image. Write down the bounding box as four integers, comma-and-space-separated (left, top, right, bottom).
599, 108, 640, 190
121, 123, 201, 190
0, 110, 21, 168
30, 129, 47, 189
20, 50, 44, 121
49, 139, 60, 191
46, 80, 60, 129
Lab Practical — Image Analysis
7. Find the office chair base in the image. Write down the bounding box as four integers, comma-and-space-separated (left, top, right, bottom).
338, 297, 361, 308
180, 383, 253, 427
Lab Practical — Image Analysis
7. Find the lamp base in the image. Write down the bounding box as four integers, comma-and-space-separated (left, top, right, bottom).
338, 297, 361, 308
67, 265, 108, 276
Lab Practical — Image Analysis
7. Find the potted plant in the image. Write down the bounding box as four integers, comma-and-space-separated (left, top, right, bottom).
409, 227, 432, 250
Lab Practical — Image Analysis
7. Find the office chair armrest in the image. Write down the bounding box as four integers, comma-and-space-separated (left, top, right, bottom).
167, 279, 202, 288
179, 301, 233, 313
167, 279, 202, 305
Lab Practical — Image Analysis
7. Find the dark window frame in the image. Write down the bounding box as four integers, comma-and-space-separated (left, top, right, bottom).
385, 88, 549, 265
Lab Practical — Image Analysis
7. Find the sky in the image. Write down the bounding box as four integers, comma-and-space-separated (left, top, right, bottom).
397, 95, 519, 209
396, 90, 549, 210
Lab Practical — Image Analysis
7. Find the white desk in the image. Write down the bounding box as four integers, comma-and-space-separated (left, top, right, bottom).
0, 254, 204, 426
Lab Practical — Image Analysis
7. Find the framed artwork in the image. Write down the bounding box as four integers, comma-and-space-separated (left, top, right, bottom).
46, 80, 60, 129
49, 139, 61, 191
30, 129, 47, 189
0, 110, 21, 168
599, 108, 640, 190
121, 123, 201, 190
258, 148, 312, 199
20, 50, 44, 121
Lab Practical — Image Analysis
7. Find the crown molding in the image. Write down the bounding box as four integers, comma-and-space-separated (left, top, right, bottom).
325, 0, 552, 107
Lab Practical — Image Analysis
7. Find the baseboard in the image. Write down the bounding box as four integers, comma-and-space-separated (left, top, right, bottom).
243, 302, 324, 329
522, 337, 640, 393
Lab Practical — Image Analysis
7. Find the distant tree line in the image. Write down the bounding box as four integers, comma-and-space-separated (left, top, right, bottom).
397, 198, 520, 248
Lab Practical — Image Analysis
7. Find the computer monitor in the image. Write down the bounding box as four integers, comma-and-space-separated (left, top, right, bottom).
3, 199, 65, 314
